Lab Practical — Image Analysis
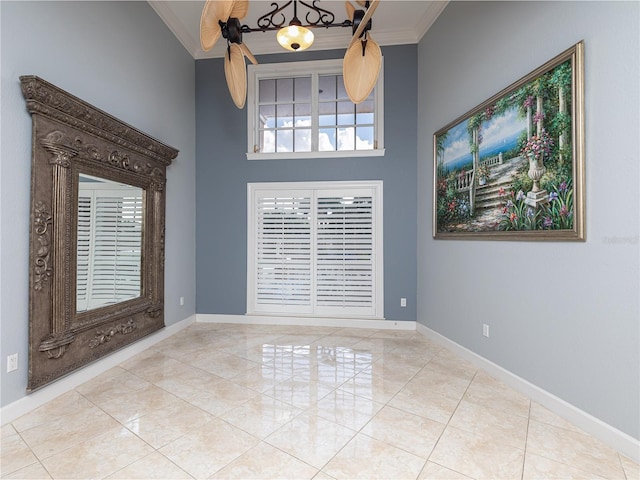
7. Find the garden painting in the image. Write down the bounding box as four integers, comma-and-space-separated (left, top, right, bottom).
433, 42, 584, 240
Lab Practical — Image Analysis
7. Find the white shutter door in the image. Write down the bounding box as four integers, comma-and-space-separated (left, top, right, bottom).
315, 191, 375, 316
248, 182, 382, 319
255, 193, 312, 314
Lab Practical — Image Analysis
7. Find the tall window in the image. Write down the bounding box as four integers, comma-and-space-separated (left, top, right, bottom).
247, 59, 384, 159
247, 181, 383, 318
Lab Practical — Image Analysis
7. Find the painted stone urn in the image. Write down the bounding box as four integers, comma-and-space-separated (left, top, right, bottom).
521, 131, 553, 207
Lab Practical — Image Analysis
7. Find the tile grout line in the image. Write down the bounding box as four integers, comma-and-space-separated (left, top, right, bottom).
520, 399, 532, 480
417, 369, 481, 480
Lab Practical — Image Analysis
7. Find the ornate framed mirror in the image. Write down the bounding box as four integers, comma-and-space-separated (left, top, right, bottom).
21, 76, 178, 391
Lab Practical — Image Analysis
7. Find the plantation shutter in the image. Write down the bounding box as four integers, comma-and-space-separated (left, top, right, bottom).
77, 186, 143, 311
248, 182, 382, 318
76, 193, 92, 311
255, 194, 312, 313
316, 192, 374, 316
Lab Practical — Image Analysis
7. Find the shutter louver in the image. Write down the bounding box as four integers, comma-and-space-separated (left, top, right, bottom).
256, 195, 312, 310
76, 194, 92, 311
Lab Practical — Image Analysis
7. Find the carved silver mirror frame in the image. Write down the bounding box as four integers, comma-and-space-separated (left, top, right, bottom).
21, 76, 178, 391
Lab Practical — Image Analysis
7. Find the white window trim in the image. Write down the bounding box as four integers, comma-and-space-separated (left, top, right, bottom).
247, 58, 385, 160
247, 180, 384, 320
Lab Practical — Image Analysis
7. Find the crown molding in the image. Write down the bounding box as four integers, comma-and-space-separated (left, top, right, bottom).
415, 1, 449, 41
148, 0, 200, 57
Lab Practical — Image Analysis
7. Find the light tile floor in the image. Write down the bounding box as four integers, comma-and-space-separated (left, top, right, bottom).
1, 323, 638, 479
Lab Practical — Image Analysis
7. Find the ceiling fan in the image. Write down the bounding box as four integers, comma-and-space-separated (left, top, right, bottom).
199, 0, 381, 108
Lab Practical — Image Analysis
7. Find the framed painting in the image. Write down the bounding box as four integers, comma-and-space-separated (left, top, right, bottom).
433, 41, 584, 240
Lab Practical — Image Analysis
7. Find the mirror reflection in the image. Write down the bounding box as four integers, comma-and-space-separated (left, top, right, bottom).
77, 174, 144, 312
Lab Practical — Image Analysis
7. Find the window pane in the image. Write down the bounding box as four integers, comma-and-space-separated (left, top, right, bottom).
276, 130, 293, 152
337, 127, 355, 151
356, 99, 374, 115
259, 79, 276, 103
294, 77, 311, 102
295, 129, 312, 152
319, 128, 336, 151
337, 101, 355, 125
277, 104, 293, 127
276, 78, 294, 102
355, 127, 374, 150
294, 103, 311, 126
319, 102, 336, 127
261, 130, 275, 153
319, 75, 336, 101
260, 105, 276, 128
337, 75, 348, 100
356, 112, 374, 125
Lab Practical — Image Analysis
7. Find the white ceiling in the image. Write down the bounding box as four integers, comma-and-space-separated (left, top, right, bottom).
148, 1, 448, 59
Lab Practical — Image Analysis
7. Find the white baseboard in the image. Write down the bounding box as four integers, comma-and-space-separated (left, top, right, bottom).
416, 323, 640, 463
0, 315, 196, 426
196, 313, 417, 331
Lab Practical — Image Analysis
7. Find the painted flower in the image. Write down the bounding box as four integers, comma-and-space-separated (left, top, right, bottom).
505, 200, 514, 209
549, 192, 559, 202
523, 95, 535, 108
543, 216, 553, 228
510, 212, 518, 222
526, 207, 534, 217
533, 112, 545, 124
559, 181, 568, 192
485, 106, 495, 120
520, 130, 554, 163
499, 187, 506, 196
516, 190, 525, 201
560, 205, 570, 218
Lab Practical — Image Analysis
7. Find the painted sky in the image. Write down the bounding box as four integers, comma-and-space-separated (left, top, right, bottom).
439, 106, 527, 166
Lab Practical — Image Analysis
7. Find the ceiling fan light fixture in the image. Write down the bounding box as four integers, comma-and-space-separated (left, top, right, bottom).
276, 22, 314, 51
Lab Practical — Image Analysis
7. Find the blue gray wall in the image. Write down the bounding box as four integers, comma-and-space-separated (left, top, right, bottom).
417, 1, 639, 439
0, 1, 196, 407
196, 45, 417, 321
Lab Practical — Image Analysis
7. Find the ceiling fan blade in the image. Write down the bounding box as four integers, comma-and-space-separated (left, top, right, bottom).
348, 0, 380, 49
239, 43, 258, 65
200, 0, 235, 51
343, 36, 382, 104
345, 1, 356, 22
224, 43, 247, 109
230, 0, 249, 19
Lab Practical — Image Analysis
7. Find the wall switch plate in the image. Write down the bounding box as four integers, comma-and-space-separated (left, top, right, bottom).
400, 298, 407, 307
483, 324, 490, 338
7, 354, 18, 372
179, 296, 185, 306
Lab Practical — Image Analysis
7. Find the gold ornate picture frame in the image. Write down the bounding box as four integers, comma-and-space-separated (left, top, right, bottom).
433, 41, 585, 240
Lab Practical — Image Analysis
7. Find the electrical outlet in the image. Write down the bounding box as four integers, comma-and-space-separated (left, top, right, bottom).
179, 296, 185, 306
400, 298, 407, 307
483, 324, 490, 338
7, 354, 18, 372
